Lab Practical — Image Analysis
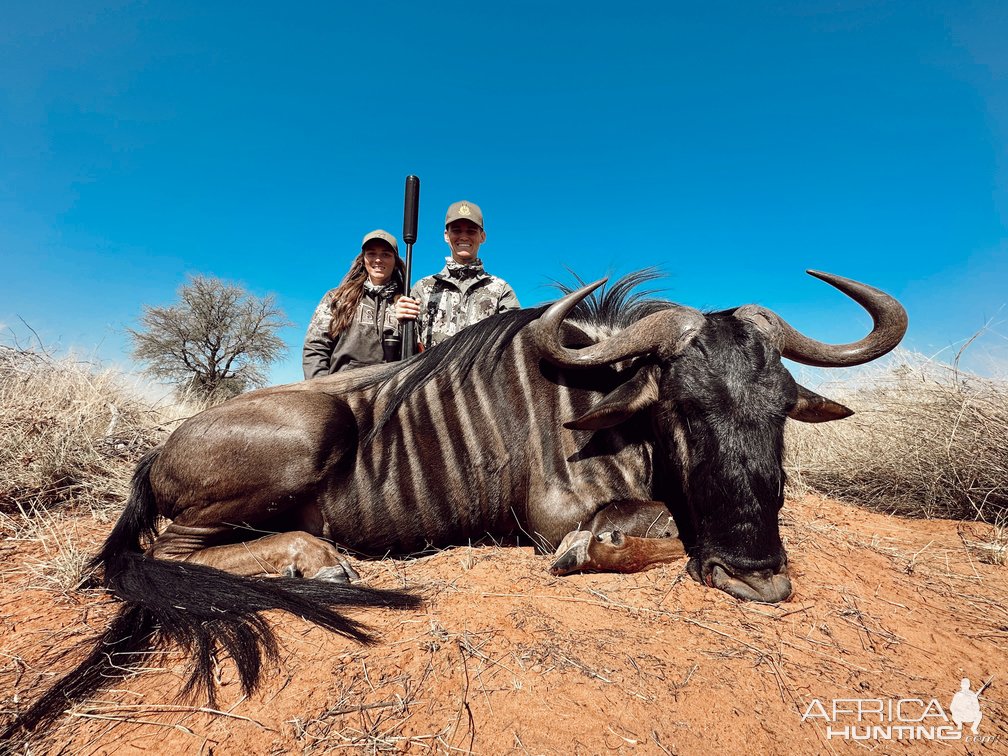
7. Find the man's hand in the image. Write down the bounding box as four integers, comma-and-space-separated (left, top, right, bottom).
395, 296, 420, 322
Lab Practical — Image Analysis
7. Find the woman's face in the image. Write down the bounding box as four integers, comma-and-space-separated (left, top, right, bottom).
363, 243, 396, 285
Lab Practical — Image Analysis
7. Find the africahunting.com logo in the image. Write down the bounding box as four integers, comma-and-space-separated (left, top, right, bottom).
801, 676, 996, 742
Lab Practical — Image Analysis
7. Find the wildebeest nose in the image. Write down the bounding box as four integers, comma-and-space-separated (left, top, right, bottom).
692, 557, 792, 603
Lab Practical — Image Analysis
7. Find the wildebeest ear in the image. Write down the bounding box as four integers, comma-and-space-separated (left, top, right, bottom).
564, 366, 660, 430
789, 384, 854, 423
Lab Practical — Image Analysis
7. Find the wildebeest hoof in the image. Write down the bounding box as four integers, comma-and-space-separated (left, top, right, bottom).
550, 530, 594, 575
311, 560, 361, 584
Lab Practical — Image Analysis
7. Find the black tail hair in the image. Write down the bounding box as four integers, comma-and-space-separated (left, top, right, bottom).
2, 448, 420, 747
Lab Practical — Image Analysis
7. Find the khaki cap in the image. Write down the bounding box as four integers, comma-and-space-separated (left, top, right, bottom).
361, 229, 399, 253
445, 200, 484, 230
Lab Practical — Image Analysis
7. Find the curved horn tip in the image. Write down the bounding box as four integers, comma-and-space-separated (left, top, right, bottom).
805, 269, 874, 293
540, 277, 609, 325
806, 269, 836, 282
559, 277, 607, 304
783, 268, 908, 367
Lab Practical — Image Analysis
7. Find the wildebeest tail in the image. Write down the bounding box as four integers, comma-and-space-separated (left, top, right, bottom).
2, 448, 420, 746
89, 446, 162, 571
99, 550, 421, 700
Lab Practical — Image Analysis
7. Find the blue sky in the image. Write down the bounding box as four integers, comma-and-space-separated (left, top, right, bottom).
2, 1, 1006, 385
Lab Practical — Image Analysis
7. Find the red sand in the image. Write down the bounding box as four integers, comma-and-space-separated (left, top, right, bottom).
2, 495, 1006, 754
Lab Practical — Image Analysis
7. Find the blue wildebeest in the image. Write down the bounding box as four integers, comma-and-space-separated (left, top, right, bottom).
3, 270, 907, 742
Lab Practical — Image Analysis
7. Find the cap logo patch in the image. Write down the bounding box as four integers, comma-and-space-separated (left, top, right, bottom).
457, 203, 471, 216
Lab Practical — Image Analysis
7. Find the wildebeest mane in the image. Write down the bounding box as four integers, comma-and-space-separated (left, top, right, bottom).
369, 305, 547, 436
552, 267, 674, 330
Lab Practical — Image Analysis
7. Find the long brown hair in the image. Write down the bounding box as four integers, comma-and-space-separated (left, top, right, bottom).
328, 249, 406, 338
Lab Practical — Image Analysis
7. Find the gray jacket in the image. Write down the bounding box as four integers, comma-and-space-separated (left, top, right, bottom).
411, 258, 520, 349
302, 281, 400, 378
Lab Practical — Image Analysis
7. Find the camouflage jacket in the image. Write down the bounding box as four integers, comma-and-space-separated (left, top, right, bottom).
302, 281, 400, 378
410, 258, 520, 348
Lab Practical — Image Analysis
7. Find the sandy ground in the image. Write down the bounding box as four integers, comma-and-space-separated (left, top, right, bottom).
2, 494, 1006, 755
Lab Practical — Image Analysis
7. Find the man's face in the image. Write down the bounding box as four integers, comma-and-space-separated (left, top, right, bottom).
444, 220, 486, 265
363, 243, 396, 285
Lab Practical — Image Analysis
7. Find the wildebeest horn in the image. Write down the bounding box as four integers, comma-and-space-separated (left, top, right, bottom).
531, 279, 705, 367
734, 270, 908, 368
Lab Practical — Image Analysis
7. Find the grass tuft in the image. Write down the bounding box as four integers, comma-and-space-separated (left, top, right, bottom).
0, 346, 197, 517
786, 349, 1008, 524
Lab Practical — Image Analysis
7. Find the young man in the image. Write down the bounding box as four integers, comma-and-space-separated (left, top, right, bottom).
395, 200, 519, 349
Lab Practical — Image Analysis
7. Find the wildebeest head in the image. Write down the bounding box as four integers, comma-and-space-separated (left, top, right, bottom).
530, 271, 908, 602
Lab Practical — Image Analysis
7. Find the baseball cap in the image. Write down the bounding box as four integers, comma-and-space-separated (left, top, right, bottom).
444, 200, 484, 230
361, 229, 399, 253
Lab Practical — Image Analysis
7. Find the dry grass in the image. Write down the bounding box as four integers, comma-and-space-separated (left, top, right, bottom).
0, 346, 202, 591
786, 349, 1008, 527
0, 346, 198, 517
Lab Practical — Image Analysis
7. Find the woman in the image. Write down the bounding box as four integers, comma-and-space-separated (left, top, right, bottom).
302, 229, 405, 378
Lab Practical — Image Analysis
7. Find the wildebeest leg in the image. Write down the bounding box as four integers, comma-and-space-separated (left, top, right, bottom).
150, 523, 360, 582
147, 391, 363, 582
550, 500, 686, 575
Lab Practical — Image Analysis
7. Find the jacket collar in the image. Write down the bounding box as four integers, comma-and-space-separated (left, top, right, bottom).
363, 280, 399, 299
438, 257, 488, 282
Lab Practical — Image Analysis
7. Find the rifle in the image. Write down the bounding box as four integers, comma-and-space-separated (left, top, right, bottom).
401, 175, 420, 359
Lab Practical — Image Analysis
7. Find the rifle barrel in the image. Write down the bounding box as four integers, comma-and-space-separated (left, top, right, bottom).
401, 175, 420, 359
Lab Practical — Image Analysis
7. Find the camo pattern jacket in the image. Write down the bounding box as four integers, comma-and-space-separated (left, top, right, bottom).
302, 281, 401, 378
410, 258, 520, 349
